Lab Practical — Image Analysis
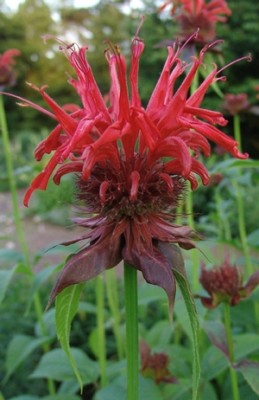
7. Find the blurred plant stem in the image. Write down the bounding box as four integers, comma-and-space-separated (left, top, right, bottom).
96, 275, 108, 387
186, 70, 200, 291
106, 268, 124, 360
124, 263, 139, 400
0, 94, 56, 396
233, 114, 259, 326
233, 114, 253, 275
223, 303, 240, 400
215, 189, 232, 242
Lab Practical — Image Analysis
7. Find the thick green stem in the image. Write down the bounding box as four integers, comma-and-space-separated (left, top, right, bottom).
106, 269, 124, 360
96, 275, 107, 387
124, 263, 139, 400
223, 303, 240, 400
0, 95, 55, 395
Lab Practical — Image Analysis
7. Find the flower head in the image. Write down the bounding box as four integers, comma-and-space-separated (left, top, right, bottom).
140, 341, 177, 384
0, 49, 21, 89
222, 93, 250, 116
160, 0, 231, 43
5, 31, 248, 305
197, 258, 259, 308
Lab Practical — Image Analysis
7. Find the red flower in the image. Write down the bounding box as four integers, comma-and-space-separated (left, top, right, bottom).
222, 93, 250, 116
5, 32, 248, 305
140, 341, 177, 384
0, 49, 20, 89
160, 0, 231, 43
197, 259, 259, 308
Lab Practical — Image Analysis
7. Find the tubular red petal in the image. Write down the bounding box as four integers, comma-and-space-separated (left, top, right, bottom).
99, 181, 110, 204
130, 170, 140, 201
130, 37, 145, 108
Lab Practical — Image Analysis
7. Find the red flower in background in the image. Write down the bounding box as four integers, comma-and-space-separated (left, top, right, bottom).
4, 31, 248, 304
221, 93, 250, 116
140, 341, 177, 384
160, 0, 231, 43
0, 49, 20, 89
197, 259, 259, 308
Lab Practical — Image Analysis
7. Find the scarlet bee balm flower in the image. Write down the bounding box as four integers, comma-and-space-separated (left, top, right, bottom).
160, 0, 231, 43
0, 49, 20, 89
6, 32, 248, 304
198, 259, 259, 308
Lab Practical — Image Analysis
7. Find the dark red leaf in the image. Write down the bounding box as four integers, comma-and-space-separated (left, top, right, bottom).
49, 237, 122, 304
123, 243, 176, 314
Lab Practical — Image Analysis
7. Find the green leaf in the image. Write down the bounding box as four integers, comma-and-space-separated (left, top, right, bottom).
8, 396, 39, 400
234, 334, 259, 360
30, 348, 99, 384
0, 248, 23, 263
235, 361, 259, 395
211, 158, 259, 173
173, 269, 200, 400
42, 396, 81, 400
55, 283, 85, 390
25, 263, 62, 314
0, 266, 17, 306
4, 334, 50, 383
95, 375, 163, 400
201, 346, 228, 380
8, 397, 80, 400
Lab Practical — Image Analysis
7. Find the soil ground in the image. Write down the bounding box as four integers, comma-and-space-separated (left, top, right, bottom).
0, 189, 81, 269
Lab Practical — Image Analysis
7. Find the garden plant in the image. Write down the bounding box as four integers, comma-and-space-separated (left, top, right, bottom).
1, 1, 259, 400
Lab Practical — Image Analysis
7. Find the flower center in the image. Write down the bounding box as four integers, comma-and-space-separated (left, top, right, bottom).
76, 155, 186, 221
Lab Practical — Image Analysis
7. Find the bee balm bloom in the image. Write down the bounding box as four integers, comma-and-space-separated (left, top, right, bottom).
160, 0, 231, 43
0, 49, 20, 89
198, 259, 259, 308
8, 33, 248, 304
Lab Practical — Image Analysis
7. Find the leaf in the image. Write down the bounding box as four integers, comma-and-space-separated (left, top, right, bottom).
173, 269, 200, 400
49, 238, 121, 303
0, 266, 17, 306
235, 360, 259, 395
211, 158, 259, 173
55, 283, 85, 390
201, 346, 228, 380
95, 375, 163, 400
0, 248, 23, 263
124, 244, 176, 315
25, 263, 63, 314
202, 320, 229, 359
8, 397, 39, 400
43, 396, 81, 400
30, 348, 99, 384
4, 334, 50, 383
234, 333, 259, 361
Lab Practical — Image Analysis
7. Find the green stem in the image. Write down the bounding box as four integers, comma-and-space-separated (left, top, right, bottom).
0, 94, 30, 264
233, 115, 242, 152
0, 94, 55, 396
106, 269, 124, 360
124, 263, 139, 400
185, 184, 199, 291
223, 303, 240, 400
215, 189, 232, 242
233, 114, 253, 275
96, 275, 107, 387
